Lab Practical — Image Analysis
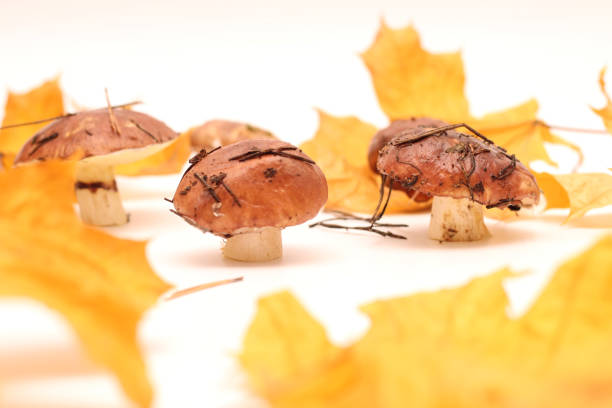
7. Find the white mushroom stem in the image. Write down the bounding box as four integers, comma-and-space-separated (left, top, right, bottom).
222, 227, 282, 262
428, 196, 490, 242
75, 162, 128, 226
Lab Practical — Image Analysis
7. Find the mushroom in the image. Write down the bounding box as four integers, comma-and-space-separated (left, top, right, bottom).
367, 117, 448, 203
189, 120, 276, 151
14, 108, 178, 226
172, 139, 328, 262
376, 124, 540, 242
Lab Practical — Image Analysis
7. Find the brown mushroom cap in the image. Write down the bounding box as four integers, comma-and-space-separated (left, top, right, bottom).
367, 117, 449, 172
189, 120, 276, 151
14, 108, 177, 164
172, 139, 328, 237
368, 118, 447, 203
377, 127, 540, 210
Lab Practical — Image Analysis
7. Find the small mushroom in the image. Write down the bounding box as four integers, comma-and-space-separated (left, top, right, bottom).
368, 117, 448, 203
377, 124, 540, 242
14, 108, 178, 226
189, 120, 277, 151
172, 139, 328, 262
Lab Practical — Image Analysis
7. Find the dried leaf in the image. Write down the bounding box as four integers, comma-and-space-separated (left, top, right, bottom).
241, 235, 612, 407
361, 22, 469, 123
0, 78, 64, 154
0, 159, 171, 407
362, 21, 579, 168
0, 152, 14, 171
240, 291, 339, 395
302, 22, 581, 215
591, 67, 612, 134
534, 172, 570, 209
474, 100, 574, 168
554, 173, 612, 222
115, 130, 191, 176
533, 172, 612, 222
300, 111, 430, 214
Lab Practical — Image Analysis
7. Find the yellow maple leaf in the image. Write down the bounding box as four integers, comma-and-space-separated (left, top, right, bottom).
300, 110, 430, 213
0, 152, 14, 170
0, 159, 171, 407
361, 21, 470, 123
241, 235, 612, 408
532, 172, 612, 222
301, 22, 581, 215
0, 77, 64, 154
534, 171, 570, 209
591, 67, 612, 134
362, 21, 580, 168
553, 173, 612, 222
240, 291, 340, 395
474, 100, 583, 168
115, 129, 191, 176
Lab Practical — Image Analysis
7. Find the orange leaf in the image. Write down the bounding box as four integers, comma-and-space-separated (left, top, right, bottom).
115, 129, 191, 176
240, 291, 340, 396
554, 173, 612, 222
0, 160, 171, 407
0, 77, 64, 154
534, 172, 570, 209
591, 67, 612, 134
0, 152, 14, 171
300, 111, 430, 214
361, 21, 469, 123
241, 236, 612, 407
473, 100, 557, 166
363, 22, 580, 168
305, 22, 582, 216
526, 172, 612, 222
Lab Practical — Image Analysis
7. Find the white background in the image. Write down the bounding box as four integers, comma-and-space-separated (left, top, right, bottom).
1, 1, 612, 407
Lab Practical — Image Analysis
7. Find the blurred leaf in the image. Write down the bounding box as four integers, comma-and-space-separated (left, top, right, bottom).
0, 159, 171, 407
0, 78, 64, 154
474, 100, 582, 168
554, 173, 612, 222
115, 130, 191, 176
534, 172, 571, 210
240, 291, 339, 394
361, 22, 469, 123
591, 67, 612, 134
241, 235, 612, 407
300, 110, 430, 214
302, 22, 581, 214
0, 152, 14, 171
534, 172, 612, 222
361, 21, 579, 168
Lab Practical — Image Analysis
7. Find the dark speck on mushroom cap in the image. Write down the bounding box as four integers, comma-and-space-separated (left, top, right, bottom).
376, 127, 540, 209
172, 139, 328, 237
13, 108, 177, 163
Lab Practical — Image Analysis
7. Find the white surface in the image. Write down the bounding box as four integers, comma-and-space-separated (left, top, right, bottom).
1, 1, 612, 407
